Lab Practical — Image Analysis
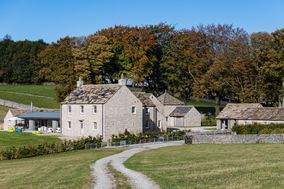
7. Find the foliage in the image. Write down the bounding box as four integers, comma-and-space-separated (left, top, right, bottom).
232, 124, 284, 134
0, 136, 102, 160
201, 115, 216, 126
111, 130, 187, 145
0, 38, 47, 83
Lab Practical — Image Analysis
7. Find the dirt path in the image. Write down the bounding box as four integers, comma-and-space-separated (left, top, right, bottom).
91, 141, 184, 189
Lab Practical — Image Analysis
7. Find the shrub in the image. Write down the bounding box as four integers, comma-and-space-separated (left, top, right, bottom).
0, 136, 102, 160
111, 130, 187, 145
232, 124, 284, 134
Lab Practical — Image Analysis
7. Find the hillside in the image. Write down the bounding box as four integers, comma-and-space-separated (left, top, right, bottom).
0, 85, 59, 109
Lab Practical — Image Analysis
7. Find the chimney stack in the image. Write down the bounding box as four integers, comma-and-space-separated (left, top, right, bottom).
118, 73, 127, 86
77, 76, 84, 88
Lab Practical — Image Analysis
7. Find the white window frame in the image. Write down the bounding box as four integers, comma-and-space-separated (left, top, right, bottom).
93, 122, 97, 130
93, 105, 97, 114
68, 121, 71, 129
80, 105, 84, 114
131, 106, 136, 114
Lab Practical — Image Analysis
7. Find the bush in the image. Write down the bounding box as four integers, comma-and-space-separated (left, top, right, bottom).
0, 136, 102, 160
232, 124, 284, 134
111, 130, 187, 145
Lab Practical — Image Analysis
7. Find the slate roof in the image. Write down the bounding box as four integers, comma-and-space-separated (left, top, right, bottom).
216, 103, 264, 120
18, 111, 60, 120
158, 92, 185, 105
133, 92, 155, 107
241, 107, 284, 121
10, 109, 29, 116
169, 107, 192, 117
62, 84, 121, 104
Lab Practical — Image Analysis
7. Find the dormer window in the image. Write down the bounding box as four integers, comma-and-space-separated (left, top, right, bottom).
80, 105, 84, 113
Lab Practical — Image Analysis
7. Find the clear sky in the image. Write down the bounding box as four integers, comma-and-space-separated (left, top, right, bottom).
1, 0, 284, 43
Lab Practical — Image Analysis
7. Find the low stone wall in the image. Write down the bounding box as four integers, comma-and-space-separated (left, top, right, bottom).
185, 133, 284, 144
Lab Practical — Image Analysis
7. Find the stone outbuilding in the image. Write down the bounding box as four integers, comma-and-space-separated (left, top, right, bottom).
216, 103, 284, 130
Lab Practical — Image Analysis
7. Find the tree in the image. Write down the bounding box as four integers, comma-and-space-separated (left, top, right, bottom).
97, 26, 156, 83
39, 37, 77, 101
162, 29, 212, 99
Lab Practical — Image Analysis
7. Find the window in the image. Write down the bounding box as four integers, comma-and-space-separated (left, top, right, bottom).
158, 120, 161, 128
166, 117, 168, 122
145, 120, 149, 128
80, 120, 83, 129
93, 105, 97, 113
68, 121, 71, 129
68, 106, 71, 113
80, 105, 84, 113
93, 122, 97, 129
145, 108, 150, 114
131, 106, 136, 114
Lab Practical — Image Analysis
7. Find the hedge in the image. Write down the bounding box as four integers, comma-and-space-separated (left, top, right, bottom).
232, 124, 284, 134
0, 136, 102, 160
111, 130, 187, 145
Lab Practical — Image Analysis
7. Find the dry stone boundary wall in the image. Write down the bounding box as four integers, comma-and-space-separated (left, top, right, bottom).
185, 133, 284, 144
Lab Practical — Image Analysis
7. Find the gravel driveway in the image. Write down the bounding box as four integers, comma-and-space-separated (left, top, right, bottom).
91, 141, 184, 189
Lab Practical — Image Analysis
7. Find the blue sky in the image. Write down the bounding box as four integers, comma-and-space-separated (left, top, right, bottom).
0, 0, 284, 43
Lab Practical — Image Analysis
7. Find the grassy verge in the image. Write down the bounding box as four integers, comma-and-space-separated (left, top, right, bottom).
125, 144, 284, 189
108, 163, 131, 189
0, 149, 122, 189
0, 85, 56, 97
0, 105, 9, 123
0, 132, 61, 150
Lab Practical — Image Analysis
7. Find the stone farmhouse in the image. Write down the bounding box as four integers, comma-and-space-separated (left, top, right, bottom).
216, 103, 284, 130
61, 77, 201, 140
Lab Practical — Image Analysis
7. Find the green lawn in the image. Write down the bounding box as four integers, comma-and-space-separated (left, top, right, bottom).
126, 144, 284, 189
0, 132, 61, 150
0, 105, 9, 123
0, 149, 121, 189
0, 85, 56, 97
0, 85, 59, 109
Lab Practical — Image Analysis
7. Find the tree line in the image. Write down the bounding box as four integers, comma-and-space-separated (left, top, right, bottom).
1, 24, 284, 106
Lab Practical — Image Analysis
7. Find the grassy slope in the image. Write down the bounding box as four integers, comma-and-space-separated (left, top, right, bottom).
0, 105, 9, 123
0, 85, 59, 109
0, 149, 121, 189
0, 132, 61, 150
126, 144, 284, 189
0, 85, 55, 97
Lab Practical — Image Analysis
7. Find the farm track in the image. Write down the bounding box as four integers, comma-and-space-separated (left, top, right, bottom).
92, 141, 184, 189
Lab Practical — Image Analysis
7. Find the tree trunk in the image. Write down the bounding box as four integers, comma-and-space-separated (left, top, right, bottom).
215, 96, 220, 116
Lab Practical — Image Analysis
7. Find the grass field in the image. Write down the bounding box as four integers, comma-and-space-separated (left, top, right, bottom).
0, 105, 9, 123
0, 149, 122, 189
0, 85, 55, 97
0, 85, 59, 109
125, 144, 284, 189
0, 132, 61, 150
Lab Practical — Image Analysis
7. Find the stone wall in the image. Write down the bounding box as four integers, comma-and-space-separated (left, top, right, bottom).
185, 133, 284, 144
